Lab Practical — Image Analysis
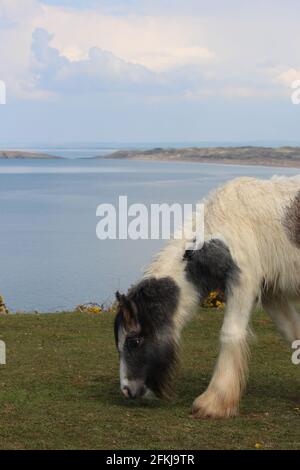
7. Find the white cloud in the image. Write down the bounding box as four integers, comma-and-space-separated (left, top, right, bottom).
37, 5, 216, 72
60, 45, 86, 62
276, 68, 300, 87
30, 27, 163, 94
1, 0, 300, 102
134, 46, 214, 72
0, 0, 39, 24
0, 1, 217, 98
0, 0, 48, 98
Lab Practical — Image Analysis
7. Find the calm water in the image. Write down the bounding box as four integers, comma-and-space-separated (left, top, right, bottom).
0, 156, 299, 312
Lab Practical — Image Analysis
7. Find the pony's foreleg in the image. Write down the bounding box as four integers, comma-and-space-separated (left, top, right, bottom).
262, 296, 300, 343
192, 279, 256, 418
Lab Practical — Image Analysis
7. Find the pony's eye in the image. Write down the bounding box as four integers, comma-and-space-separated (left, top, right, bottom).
127, 336, 142, 349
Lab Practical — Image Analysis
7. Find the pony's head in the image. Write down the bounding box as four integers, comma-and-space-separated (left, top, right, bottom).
114, 277, 180, 399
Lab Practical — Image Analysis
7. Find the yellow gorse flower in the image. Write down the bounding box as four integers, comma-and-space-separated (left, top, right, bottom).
76, 303, 103, 314
201, 289, 225, 309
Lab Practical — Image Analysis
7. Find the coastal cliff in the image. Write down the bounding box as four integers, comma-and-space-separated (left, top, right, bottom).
103, 146, 300, 168
0, 151, 61, 159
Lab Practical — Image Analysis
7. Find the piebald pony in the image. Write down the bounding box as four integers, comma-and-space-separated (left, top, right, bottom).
114, 176, 300, 418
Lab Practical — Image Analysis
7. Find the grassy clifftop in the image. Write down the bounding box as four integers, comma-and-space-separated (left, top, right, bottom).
0, 309, 299, 449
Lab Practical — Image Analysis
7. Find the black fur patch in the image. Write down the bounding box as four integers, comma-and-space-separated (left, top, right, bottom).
283, 191, 300, 247
114, 276, 180, 398
184, 239, 241, 299
126, 277, 179, 335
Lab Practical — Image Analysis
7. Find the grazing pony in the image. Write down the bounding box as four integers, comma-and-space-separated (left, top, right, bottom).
114, 176, 300, 418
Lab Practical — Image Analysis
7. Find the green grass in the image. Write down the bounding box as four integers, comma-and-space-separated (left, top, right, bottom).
0, 309, 299, 450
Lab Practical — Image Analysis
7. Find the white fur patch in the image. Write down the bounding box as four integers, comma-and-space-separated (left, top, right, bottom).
120, 357, 129, 390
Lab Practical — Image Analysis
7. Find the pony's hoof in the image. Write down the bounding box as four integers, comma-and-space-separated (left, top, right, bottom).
192, 391, 239, 419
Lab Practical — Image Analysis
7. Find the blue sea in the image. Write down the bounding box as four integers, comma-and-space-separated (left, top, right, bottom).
0, 145, 299, 312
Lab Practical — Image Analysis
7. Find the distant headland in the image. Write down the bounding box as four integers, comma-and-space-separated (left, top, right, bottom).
102, 146, 300, 168
0, 151, 62, 159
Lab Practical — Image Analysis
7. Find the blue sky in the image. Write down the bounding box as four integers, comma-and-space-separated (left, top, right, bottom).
0, 0, 299, 144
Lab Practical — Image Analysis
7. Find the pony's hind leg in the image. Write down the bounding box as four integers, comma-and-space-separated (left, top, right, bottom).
192, 277, 257, 418
262, 295, 300, 343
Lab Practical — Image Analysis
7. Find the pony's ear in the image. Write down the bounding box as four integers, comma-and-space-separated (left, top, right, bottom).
115, 291, 126, 304
115, 292, 140, 332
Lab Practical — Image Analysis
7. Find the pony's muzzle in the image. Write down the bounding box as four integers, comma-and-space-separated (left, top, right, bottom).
121, 384, 146, 399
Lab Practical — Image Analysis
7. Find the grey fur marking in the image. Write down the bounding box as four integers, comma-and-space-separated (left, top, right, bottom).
184, 239, 241, 299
